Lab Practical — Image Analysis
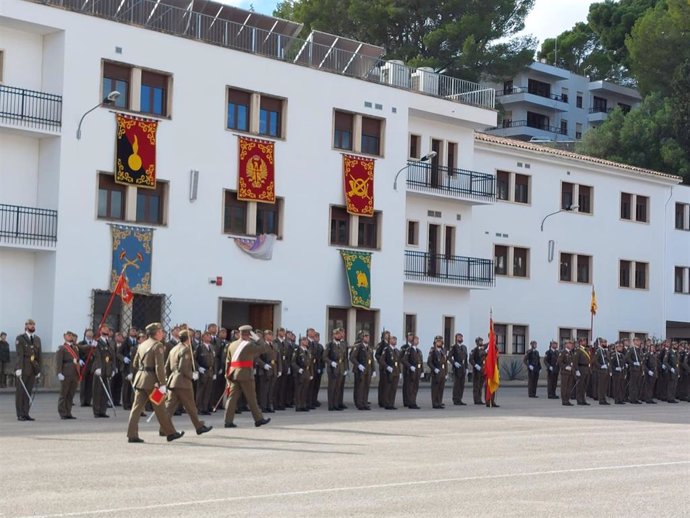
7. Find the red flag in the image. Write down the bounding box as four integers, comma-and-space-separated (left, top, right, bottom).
238, 136, 275, 203
343, 154, 375, 216
485, 314, 500, 402
113, 273, 134, 305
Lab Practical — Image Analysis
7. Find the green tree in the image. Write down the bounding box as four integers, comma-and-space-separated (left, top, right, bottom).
274, 0, 537, 82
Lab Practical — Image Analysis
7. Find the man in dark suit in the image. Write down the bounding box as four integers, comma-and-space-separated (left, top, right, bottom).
15, 319, 42, 421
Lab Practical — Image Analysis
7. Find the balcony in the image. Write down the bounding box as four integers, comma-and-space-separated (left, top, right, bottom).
588, 107, 614, 124
486, 119, 568, 141
404, 250, 494, 289
406, 161, 495, 204
496, 87, 569, 112
0, 84, 62, 134
0, 204, 58, 250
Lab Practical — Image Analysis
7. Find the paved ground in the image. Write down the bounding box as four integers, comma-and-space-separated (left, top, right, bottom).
0, 387, 688, 518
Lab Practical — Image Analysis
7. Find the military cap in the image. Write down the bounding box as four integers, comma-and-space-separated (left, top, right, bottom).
25, 318, 36, 325
434, 335, 443, 341
263, 329, 273, 335
145, 322, 163, 334
238, 324, 253, 332
64, 330, 76, 337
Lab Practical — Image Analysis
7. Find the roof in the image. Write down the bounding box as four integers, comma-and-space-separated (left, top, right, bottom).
474, 133, 682, 182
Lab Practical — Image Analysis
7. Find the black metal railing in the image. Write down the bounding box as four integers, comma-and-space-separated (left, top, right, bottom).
497, 119, 567, 135
589, 107, 613, 114
0, 204, 58, 247
405, 250, 494, 287
406, 161, 495, 201
0, 84, 62, 130
497, 86, 567, 103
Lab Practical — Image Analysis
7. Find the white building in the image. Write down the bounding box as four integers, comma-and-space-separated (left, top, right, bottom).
0, 0, 686, 362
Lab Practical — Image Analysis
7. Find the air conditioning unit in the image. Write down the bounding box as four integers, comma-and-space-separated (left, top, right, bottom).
380, 60, 411, 88
411, 67, 439, 95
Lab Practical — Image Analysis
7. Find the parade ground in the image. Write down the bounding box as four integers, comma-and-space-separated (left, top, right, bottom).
0, 387, 688, 518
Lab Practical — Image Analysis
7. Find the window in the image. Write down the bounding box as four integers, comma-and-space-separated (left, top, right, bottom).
562, 182, 592, 214
409, 134, 420, 159
576, 94, 583, 108
496, 170, 530, 204
576, 254, 591, 283
561, 182, 574, 210
223, 191, 248, 235
136, 182, 166, 225
559, 328, 572, 346
407, 221, 419, 246
0, 50, 4, 83
227, 88, 251, 132
443, 316, 455, 350
355, 308, 377, 337
560, 253, 591, 284
512, 325, 527, 354
357, 212, 380, 249
256, 201, 280, 235
503, 80, 513, 94
618, 103, 631, 113
329, 206, 350, 246
140, 70, 168, 116
634, 262, 648, 289
444, 226, 455, 260
621, 193, 632, 220
447, 142, 457, 172
674, 267, 688, 294
560, 253, 572, 282
575, 122, 583, 140
494, 245, 508, 276
635, 195, 648, 223
561, 88, 569, 103
494, 245, 529, 278
494, 324, 507, 354
528, 79, 550, 98
327, 307, 348, 338
619, 260, 631, 288
578, 185, 592, 214
620, 331, 648, 342
676, 203, 690, 230
513, 247, 529, 277
527, 111, 549, 130
259, 95, 283, 137
593, 96, 607, 113
560, 119, 568, 135
102, 62, 130, 109
361, 116, 382, 155
514, 174, 530, 204
621, 260, 648, 290
334, 111, 354, 150
223, 190, 282, 237
496, 171, 510, 201
97, 174, 127, 220
404, 314, 417, 335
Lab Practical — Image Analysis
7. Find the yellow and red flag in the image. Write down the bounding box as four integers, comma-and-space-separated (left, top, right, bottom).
238, 136, 275, 203
590, 286, 597, 316
343, 154, 374, 216
113, 272, 133, 305
115, 113, 157, 188
485, 312, 500, 402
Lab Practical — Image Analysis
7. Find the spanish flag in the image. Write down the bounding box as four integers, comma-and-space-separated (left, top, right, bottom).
590, 286, 597, 316
113, 272, 134, 305
485, 313, 500, 402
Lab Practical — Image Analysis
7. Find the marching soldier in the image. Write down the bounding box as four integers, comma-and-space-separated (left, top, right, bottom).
163, 329, 212, 436
55, 331, 80, 419
126, 323, 184, 443
663, 341, 680, 403
120, 332, 137, 411
573, 339, 592, 405
326, 328, 348, 411
427, 336, 447, 409
543, 340, 560, 399
642, 342, 658, 404
625, 337, 643, 404
379, 335, 401, 410
223, 325, 271, 428
557, 340, 575, 406
91, 325, 115, 418
195, 332, 216, 415
594, 339, 610, 405
15, 319, 42, 421
400, 332, 414, 407
375, 331, 390, 408
292, 336, 314, 412
469, 337, 486, 405
350, 331, 374, 410
401, 335, 423, 409
256, 329, 279, 413
610, 342, 627, 404
523, 340, 541, 398
273, 328, 290, 410
78, 329, 96, 407
449, 333, 468, 406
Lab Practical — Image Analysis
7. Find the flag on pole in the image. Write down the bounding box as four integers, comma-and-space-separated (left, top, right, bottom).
590, 286, 597, 316
113, 272, 134, 305
485, 312, 500, 402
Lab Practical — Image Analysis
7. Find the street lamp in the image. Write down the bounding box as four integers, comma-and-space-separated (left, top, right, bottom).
393, 151, 437, 190
76, 90, 120, 140
540, 204, 579, 231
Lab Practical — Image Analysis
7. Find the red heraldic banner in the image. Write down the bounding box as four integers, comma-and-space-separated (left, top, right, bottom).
238, 136, 275, 203
343, 154, 374, 217
115, 113, 158, 188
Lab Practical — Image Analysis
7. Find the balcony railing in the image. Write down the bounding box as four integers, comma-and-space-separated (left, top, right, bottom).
0, 204, 58, 247
589, 107, 613, 114
496, 86, 566, 103
406, 161, 495, 201
496, 119, 567, 135
405, 250, 494, 288
29, 0, 494, 109
0, 84, 62, 131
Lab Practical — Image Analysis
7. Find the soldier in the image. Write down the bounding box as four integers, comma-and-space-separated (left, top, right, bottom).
379, 335, 401, 410
375, 331, 390, 408
308, 330, 324, 409
427, 335, 447, 409
15, 319, 42, 421
272, 328, 290, 410
195, 332, 216, 415
400, 332, 414, 407
78, 329, 97, 407
256, 329, 279, 413
543, 340, 560, 399
679, 342, 690, 402
656, 341, 668, 401
610, 342, 627, 404
284, 330, 297, 408
91, 325, 116, 418
292, 336, 313, 412
223, 325, 272, 428
326, 328, 348, 411
523, 340, 541, 398
121, 331, 139, 411
625, 337, 643, 404
350, 331, 374, 410
663, 341, 680, 403
642, 342, 658, 404
55, 331, 80, 419
572, 339, 592, 405
593, 339, 610, 405
111, 332, 125, 406
0, 332, 10, 388
557, 340, 575, 406
163, 329, 212, 436
469, 337, 486, 405
449, 333, 468, 406
126, 323, 184, 443
401, 335, 423, 409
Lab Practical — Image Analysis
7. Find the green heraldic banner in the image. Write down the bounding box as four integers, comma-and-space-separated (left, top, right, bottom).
339, 249, 372, 309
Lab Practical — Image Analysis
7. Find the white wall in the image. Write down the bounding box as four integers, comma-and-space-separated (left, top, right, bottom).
665, 185, 690, 334
0, 133, 39, 206
0, 249, 35, 338
0, 25, 44, 90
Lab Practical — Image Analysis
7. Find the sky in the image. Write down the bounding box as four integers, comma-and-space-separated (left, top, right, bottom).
219, 0, 599, 45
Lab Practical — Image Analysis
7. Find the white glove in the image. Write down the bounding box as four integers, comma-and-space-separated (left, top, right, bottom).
434, 368, 440, 374
549, 366, 554, 372
671, 368, 676, 374
126, 373, 133, 381
386, 366, 393, 373
218, 369, 223, 375
529, 365, 534, 371
474, 364, 481, 371
123, 357, 131, 364
192, 372, 199, 381
90, 342, 97, 348
15, 369, 22, 377
57, 373, 65, 381
331, 361, 337, 368
250, 331, 260, 341
662, 364, 667, 370
278, 372, 282, 378
358, 365, 365, 372
647, 370, 654, 376
565, 366, 572, 371
454, 362, 461, 369
36, 372, 42, 379
113, 368, 118, 375
410, 366, 416, 372
199, 366, 206, 374
158, 385, 167, 394
343, 371, 348, 376
95, 368, 102, 376
576, 370, 581, 377
263, 364, 271, 371
600, 365, 607, 370
633, 362, 640, 367
298, 368, 304, 375
372, 371, 377, 378
615, 367, 622, 372
79, 360, 85, 367
212, 375, 217, 380
287, 368, 291, 375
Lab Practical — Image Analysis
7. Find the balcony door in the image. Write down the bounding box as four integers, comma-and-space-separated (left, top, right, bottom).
430, 139, 442, 187
427, 224, 440, 276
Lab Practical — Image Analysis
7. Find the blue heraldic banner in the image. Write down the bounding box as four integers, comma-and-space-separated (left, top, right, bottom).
110, 224, 153, 293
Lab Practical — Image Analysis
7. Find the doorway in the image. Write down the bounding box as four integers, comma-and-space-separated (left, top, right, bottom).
220, 299, 279, 332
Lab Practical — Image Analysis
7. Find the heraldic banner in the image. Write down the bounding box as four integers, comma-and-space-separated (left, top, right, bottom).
115, 113, 158, 188
343, 154, 374, 217
238, 136, 275, 203
110, 224, 153, 293
339, 249, 372, 309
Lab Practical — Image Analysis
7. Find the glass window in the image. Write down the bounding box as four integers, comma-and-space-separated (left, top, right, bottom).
223, 191, 247, 235
355, 309, 377, 338
576, 95, 583, 108
227, 88, 251, 131
593, 96, 607, 113
447, 142, 457, 172
405, 314, 417, 335
140, 71, 168, 116
560, 119, 568, 135
357, 212, 379, 249
409, 134, 420, 159
259, 95, 283, 137
327, 307, 348, 338
512, 325, 527, 354
494, 324, 507, 354
496, 171, 510, 201
621, 193, 631, 220
674, 267, 684, 293
634, 262, 647, 289
635, 195, 648, 222
578, 185, 592, 214
256, 200, 280, 235
620, 260, 631, 287
559, 328, 573, 346
494, 245, 508, 276
513, 247, 528, 277
675, 203, 686, 230
102, 62, 130, 109
361, 116, 382, 155
407, 221, 419, 246
136, 182, 165, 225
561, 182, 574, 210
329, 206, 349, 246
560, 253, 573, 282
97, 174, 126, 220
514, 174, 529, 204
334, 111, 353, 150
576, 255, 590, 284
